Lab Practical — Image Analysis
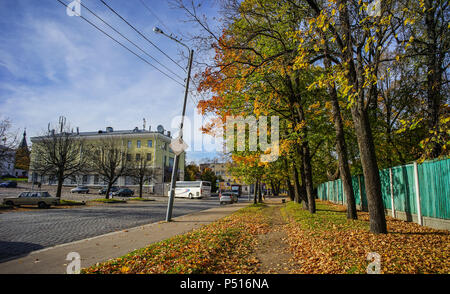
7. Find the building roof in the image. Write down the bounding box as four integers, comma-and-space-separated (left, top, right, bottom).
31, 127, 173, 142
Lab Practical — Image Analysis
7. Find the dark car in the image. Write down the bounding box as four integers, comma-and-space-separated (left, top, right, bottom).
113, 188, 134, 197
98, 186, 119, 195
0, 181, 18, 188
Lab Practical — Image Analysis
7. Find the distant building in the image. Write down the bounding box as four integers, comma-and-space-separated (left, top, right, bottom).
0, 146, 15, 177
200, 162, 252, 195
14, 130, 30, 177
200, 162, 233, 182
0, 130, 29, 177
28, 126, 184, 189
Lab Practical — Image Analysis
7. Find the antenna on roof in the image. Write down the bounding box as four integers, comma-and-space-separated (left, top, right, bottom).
58, 116, 66, 133
143, 118, 146, 131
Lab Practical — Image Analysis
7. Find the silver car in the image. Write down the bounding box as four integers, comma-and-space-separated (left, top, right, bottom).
219, 191, 238, 205
3, 191, 60, 208
71, 186, 89, 194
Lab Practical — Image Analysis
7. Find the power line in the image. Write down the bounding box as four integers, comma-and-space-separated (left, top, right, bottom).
113, 0, 206, 110
79, 1, 186, 82
59, 0, 210, 119
99, 0, 186, 72
55, 0, 185, 87
138, 0, 173, 35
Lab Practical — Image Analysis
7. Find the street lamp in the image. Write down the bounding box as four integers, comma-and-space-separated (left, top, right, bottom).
153, 27, 194, 222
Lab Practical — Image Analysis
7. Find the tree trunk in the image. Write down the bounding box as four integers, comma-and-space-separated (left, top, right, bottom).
337, 0, 387, 233
324, 47, 357, 219
139, 178, 143, 198
296, 155, 309, 210
292, 161, 302, 204
253, 179, 259, 204
352, 109, 387, 233
286, 179, 294, 201
56, 174, 64, 199
425, 0, 443, 158
105, 182, 112, 200
258, 180, 263, 203
302, 142, 316, 213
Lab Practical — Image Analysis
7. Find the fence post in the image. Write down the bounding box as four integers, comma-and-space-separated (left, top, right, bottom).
358, 175, 363, 210
413, 162, 423, 226
389, 168, 396, 218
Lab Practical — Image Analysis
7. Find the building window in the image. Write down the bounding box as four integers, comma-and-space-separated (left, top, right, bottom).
136, 153, 141, 161
169, 157, 174, 167
137, 140, 141, 148
127, 153, 131, 161
94, 175, 99, 185
147, 140, 152, 147
147, 153, 152, 161
82, 175, 88, 184
127, 141, 132, 148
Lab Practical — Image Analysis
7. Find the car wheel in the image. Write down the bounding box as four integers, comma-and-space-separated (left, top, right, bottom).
38, 202, 48, 209
5, 200, 14, 206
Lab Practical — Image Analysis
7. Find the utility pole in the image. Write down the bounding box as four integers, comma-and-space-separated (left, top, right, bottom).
153, 27, 193, 221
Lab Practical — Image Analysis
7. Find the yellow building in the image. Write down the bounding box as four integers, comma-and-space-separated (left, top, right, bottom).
29, 126, 185, 188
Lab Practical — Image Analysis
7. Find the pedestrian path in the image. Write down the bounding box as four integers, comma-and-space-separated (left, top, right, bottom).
0, 202, 249, 274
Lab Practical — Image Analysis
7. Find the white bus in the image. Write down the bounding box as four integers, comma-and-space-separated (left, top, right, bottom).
167, 181, 211, 199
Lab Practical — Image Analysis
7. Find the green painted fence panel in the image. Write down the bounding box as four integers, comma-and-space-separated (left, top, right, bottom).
418, 159, 450, 219
317, 158, 450, 221
391, 164, 417, 215
379, 169, 392, 210
351, 175, 361, 206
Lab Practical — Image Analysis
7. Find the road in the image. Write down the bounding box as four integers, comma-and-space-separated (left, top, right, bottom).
0, 197, 225, 262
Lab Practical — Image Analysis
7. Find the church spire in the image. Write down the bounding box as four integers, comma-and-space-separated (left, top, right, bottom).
19, 128, 28, 149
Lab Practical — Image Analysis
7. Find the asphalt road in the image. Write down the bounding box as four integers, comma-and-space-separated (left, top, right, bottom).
0, 197, 225, 262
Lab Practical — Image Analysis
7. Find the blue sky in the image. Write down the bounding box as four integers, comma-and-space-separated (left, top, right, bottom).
0, 0, 222, 163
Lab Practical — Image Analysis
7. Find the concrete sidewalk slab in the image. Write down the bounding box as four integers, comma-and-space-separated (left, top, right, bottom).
0, 202, 249, 274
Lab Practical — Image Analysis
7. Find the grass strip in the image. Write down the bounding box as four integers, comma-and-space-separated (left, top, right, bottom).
127, 197, 155, 202
90, 199, 127, 204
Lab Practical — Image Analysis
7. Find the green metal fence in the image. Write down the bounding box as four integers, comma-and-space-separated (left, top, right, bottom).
317, 158, 450, 221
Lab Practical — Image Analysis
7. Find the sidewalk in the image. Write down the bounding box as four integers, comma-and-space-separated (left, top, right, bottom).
0, 202, 249, 274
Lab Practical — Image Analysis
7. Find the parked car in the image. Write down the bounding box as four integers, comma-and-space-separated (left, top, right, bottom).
98, 186, 119, 195
219, 191, 238, 205
0, 181, 18, 188
112, 188, 134, 197
70, 186, 89, 194
3, 191, 59, 208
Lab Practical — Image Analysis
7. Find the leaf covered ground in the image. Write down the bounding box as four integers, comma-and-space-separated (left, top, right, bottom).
82, 204, 270, 274
83, 200, 449, 274
282, 200, 450, 274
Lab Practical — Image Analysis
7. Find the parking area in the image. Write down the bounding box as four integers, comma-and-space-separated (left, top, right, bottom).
0, 183, 247, 262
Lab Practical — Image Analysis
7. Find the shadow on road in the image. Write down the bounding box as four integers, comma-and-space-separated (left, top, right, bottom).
0, 241, 44, 263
